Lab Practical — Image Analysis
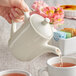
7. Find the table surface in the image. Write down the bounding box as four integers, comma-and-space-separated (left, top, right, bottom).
0, 46, 76, 76
0, 0, 76, 76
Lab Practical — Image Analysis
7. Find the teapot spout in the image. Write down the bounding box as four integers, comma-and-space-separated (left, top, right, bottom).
44, 43, 61, 56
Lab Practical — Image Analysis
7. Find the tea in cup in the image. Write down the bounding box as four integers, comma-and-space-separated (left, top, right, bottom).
0, 70, 31, 76
53, 62, 76, 67
39, 56, 76, 76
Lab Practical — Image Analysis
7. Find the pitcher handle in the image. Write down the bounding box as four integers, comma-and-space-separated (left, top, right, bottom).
11, 21, 17, 37
11, 12, 30, 37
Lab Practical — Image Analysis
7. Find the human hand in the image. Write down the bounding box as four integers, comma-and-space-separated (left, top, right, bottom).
0, 0, 29, 23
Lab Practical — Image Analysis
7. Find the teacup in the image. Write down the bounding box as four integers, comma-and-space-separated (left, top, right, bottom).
0, 70, 31, 76
39, 56, 76, 76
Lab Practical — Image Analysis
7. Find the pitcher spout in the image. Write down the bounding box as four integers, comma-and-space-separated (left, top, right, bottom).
44, 43, 61, 56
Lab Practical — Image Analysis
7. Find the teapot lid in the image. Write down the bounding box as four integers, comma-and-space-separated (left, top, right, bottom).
30, 14, 53, 39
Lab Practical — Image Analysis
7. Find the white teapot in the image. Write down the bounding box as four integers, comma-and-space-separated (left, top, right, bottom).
8, 12, 61, 61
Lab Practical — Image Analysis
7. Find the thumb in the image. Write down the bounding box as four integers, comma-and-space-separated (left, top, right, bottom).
20, 0, 29, 12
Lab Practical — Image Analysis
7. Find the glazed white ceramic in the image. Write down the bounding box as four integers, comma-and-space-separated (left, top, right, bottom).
0, 70, 31, 76
8, 12, 60, 61
39, 56, 76, 76
64, 10, 76, 18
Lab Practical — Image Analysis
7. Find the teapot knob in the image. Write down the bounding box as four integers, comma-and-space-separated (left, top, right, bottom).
42, 18, 50, 25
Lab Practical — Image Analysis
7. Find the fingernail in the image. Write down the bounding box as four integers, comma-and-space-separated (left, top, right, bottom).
14, 8, 18, 11
9, 13, 11, 17
10, 13, 13, 19
11, 8, 14, 11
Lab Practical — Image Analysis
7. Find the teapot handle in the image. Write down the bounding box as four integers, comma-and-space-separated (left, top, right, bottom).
11, 12, 30, 37
11, 21, 17, 37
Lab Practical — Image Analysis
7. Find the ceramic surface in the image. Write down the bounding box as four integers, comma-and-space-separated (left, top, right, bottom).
39, 56, 76, 76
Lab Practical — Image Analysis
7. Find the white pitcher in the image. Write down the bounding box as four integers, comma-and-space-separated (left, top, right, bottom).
8, 12, 61, 61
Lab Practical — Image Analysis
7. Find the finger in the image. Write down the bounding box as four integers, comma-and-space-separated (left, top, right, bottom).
20, 0, 29, 12
10, 13, 24, 22
10, 0, 29, 11
4, 14, 12, 24
11, 8, 24, 19
14, 8, 24, 15
13, 18, 23, 22
11, 8, 19, 18
15, 19, 23, 22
